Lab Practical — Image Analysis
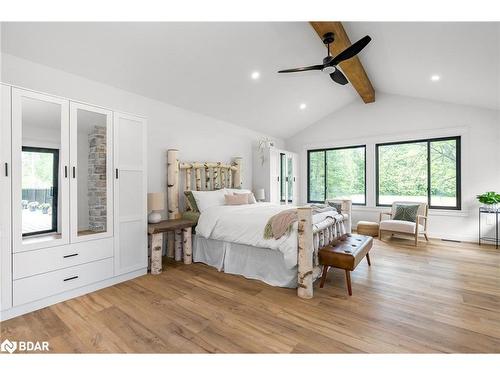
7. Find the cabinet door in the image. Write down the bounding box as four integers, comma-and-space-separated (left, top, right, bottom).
70, 102, 113, 243
114, 112, 147, 275
11, 88, 70, 253
1, 84, 12, 311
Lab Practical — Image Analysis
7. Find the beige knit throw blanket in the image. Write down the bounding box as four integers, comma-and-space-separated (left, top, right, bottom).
263, 205, 337, 240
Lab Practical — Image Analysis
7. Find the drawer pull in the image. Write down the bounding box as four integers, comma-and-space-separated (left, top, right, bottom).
63, 276, 79, 282
63, 253, 79, 259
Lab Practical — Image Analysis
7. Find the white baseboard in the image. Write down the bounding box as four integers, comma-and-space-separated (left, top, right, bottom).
0, 268, 147, 322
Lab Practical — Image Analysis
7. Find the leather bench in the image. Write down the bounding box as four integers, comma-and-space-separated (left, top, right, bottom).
318, 234, 373, 295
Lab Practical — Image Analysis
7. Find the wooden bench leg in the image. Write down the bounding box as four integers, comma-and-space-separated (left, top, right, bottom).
345, 270, 352, 296
174, 230, 183, 261
150, 233, 163, 275
366, 252, 371, 266
319, 265, 329, 288
182, 227, 192, 265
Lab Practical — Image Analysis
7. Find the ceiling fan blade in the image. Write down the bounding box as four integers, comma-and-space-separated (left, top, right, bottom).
278, 64, 323, 73
330, 69, 349, 85
330, 35, 372, 66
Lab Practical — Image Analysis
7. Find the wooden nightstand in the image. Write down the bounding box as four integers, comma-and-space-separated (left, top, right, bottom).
147, 219, 196, 274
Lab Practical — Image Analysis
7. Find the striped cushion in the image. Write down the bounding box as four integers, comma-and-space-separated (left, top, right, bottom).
393, 204, 419, 223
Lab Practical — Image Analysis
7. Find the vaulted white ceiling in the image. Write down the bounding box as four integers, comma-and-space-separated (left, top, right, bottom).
343, 22, 500, 111
2, 22, 499, 139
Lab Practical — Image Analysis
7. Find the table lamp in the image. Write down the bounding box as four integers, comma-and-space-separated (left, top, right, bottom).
148, 192, 164, 223
255, 188, 265, 202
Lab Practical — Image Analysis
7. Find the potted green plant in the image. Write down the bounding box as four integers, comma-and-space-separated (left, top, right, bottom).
28, 201, 39, 212
40, 203, 51, 214
476, 192, 500, 211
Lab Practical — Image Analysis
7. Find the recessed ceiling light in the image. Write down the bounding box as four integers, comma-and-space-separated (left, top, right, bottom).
299, 103, 307, 110
251, 71, 260, 80
431, 75, 441, 82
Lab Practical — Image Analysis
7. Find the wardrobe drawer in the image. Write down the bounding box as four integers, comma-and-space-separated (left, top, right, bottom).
13, 238, 114, 280
13, 257, 114, 306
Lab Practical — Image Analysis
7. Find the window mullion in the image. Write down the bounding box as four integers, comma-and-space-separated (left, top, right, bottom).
427, 140, 431, 208
324, 150, 327, 201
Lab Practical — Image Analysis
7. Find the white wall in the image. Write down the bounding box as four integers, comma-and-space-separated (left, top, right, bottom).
2, 53, 283, 220
286, 93, 500, 242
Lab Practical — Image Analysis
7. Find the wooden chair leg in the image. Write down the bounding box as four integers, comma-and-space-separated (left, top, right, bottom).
366, 253, 371, 266
424, 233, 429, 242
319, 265, 329, 288
414, 234, 418, 246
345, 270, 352, 296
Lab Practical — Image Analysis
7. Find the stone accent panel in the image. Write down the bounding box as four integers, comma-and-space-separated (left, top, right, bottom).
88, 125, 107, 232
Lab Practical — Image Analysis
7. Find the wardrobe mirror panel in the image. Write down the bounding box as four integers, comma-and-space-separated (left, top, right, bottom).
76, 108, 109, 237
21, 97, 62, 238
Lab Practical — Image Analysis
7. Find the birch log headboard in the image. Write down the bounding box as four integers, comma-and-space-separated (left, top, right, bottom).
166, 149, 243, 219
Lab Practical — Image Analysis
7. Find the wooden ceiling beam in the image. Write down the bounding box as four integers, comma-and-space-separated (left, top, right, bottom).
309, 21, 375, 103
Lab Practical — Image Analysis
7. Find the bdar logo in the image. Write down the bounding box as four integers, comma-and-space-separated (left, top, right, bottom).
0, 339, 17, 354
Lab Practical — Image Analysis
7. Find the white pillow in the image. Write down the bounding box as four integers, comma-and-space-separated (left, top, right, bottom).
191, 189, 227, 212
225, 188, 252, 195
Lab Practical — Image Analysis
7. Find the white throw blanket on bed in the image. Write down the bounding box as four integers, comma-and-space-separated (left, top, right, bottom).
195, 203, 341, 269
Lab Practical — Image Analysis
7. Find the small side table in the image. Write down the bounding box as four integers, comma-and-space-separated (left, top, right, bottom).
479, 207, 499, 249
147, 218, 196, 274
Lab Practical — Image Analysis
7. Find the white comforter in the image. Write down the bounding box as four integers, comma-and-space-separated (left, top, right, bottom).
196, 203, 337, 269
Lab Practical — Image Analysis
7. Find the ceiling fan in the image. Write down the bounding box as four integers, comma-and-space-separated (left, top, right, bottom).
278, 32, 371, 85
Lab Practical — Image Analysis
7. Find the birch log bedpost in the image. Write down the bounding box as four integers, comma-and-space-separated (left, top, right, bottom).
297, 207, 314, 299
167, 149, 180, 219
232, 157, 243, 188
167, 149, 182, 259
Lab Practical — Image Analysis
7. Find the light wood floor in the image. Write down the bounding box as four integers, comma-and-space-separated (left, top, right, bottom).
1, 238, 499, 353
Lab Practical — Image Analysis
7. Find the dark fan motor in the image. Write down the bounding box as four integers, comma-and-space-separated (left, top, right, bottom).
278, 32, 371, 85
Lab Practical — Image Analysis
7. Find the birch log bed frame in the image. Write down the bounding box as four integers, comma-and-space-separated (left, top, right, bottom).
167, 149, 351, 299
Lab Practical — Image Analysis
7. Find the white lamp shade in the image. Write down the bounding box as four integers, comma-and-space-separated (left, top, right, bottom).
148, 192, 165, 212
255, 188, 265, 201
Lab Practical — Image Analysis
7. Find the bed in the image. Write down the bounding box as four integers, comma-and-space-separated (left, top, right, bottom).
166, 149, 352, 298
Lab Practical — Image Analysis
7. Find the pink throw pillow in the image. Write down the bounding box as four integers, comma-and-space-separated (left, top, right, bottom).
224, 193, 249, 205
234, 191, 257, 204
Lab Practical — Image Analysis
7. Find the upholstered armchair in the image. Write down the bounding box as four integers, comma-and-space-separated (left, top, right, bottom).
379, 201, 429, 246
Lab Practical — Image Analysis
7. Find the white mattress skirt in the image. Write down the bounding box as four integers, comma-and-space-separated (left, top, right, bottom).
193, 234, 297, 288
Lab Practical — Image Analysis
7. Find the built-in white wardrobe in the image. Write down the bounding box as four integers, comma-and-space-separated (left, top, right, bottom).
0, 85, 148, 321
253, 145, 298, 204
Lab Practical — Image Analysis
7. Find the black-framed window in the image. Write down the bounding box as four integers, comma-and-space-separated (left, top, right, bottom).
376, 136, 461, 209
21, 146, 59, 236
307, 145, 366, 205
